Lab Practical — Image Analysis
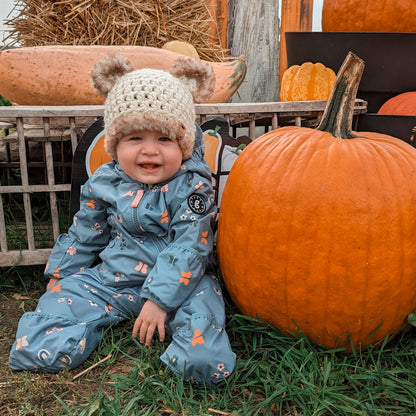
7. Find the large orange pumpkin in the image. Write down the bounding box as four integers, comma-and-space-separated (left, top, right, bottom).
217, 53, 416, 350
280, 62, 336, 102
378, 92, 416, 116
322, 0, 416, 32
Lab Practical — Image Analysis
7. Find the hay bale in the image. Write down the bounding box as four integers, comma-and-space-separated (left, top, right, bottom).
3, 0, 226, 61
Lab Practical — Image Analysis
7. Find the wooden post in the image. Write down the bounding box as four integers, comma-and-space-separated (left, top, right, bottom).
207, 0, 229, 49
228, 0, 280, 102
279, 0, 314, 84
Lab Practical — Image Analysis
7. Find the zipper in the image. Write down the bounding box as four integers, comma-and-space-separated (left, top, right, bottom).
131, 186, 147, 233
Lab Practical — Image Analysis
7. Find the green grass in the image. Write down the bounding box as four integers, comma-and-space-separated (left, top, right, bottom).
57, 308, 416, 416
2, 268, 416, 415
0, 264, 45, 294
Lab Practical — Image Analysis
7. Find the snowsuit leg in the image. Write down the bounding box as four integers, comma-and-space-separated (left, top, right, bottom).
9, 270, 236, 383
9, 271, 143, 372
161, 273, 236, 384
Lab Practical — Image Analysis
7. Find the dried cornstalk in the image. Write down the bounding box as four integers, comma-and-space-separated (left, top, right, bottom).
3, 0, 227, 61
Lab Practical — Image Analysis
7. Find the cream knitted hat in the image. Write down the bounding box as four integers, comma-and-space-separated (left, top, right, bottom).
90, 53, 216, 160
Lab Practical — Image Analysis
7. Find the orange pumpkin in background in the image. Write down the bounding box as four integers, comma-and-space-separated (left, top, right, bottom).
322, 0, 416, 32
217, 53, 416, 350
280, 62, 336, 102
378, 92, 416, 116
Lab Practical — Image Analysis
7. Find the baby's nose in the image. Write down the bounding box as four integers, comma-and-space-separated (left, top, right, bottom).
142, 141, 159, 154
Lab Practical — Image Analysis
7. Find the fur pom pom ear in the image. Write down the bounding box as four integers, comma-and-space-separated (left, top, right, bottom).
90, 53, 135, 96
170, 56, 216, 103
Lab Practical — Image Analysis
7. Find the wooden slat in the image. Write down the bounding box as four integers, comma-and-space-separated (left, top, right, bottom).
0, 249, 52, 267
4, 130, 72, 141
69, 117, 79, 155
43, 117, 61, 241
0, 195, 8, 253
249, 117, 256, 139
0, 121, 15, 129
16, 117, 35, 252
0, 105, 104, 118
272, 113, 279, 130
0, 100, 367, 118
0, 184, 71, 194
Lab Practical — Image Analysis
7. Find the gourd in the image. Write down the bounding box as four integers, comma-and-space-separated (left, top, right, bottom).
162, 41, 200, 59
217, 52, 416, 350
280, 62, 336, 102
0, 45, 246, 105
378, 92, 416, 116
322, 0, 416, 32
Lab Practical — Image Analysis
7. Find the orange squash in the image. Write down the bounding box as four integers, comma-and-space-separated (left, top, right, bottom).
280, 62, 336, 102
378, 92, 416, 116
0, 45, 246, 105
322, 0, 416, 32
217, 52, 416, 350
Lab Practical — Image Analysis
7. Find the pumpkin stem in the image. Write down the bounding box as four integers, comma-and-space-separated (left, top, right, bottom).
316, 51, 365, 139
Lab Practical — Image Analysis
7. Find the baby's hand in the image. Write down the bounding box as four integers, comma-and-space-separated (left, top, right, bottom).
132, 300, 167, 346
46, 278, 60, 292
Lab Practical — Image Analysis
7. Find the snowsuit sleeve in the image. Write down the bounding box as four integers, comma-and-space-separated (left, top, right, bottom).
140, 173, 216, 312
44, 167, 112, 280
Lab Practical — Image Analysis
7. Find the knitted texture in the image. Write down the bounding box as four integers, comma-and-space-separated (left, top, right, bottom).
90, 53, 215, 161
103, 68, 196, 160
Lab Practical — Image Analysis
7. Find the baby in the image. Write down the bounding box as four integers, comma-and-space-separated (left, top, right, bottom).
9, 53, 236, 384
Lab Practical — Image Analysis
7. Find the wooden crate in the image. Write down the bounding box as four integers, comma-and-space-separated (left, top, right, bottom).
0, 101, 367, 267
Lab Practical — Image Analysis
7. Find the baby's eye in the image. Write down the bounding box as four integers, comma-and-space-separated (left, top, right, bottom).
159, 136, 172, 142
129, 136, 143, 141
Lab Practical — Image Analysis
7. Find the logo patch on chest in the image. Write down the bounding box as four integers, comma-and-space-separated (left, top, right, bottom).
188, 194, 206, 214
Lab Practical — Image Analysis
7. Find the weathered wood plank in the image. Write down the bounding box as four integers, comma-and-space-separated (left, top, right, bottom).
0, 184, 72, 194
228, 0, 280, 102
0, 249, 52, 267
0, 105, 104, 117
0, 100, 368, 117
4, 129, 75, 140
69, 117, 79, 155
0, 195, 7, 253
43, 117, 61, 240
196, 99, 367, 114
16, 117, 35, 251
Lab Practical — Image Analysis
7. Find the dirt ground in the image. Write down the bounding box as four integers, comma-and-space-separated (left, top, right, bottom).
0, 291, 123, 416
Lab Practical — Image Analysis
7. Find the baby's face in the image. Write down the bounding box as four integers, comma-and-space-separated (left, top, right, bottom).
116, 129, 183, 184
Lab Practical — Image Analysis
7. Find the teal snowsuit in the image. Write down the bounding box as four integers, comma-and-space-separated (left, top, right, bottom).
9, 127, 235, 384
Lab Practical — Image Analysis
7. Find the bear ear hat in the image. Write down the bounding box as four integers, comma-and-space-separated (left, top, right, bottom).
90, 53, 216, 103
90, 53, 135, 97
169, 56, 216, 103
